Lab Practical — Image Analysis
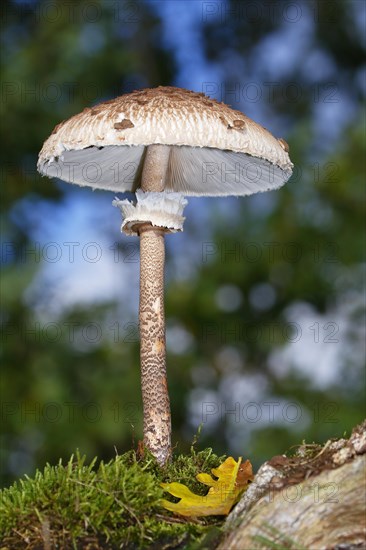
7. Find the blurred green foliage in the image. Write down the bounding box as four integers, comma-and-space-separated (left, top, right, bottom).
1, 0, 365, 486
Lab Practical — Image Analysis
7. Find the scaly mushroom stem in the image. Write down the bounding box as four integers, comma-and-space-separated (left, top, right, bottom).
139, 144, 171, 465
139, 224, 170, 465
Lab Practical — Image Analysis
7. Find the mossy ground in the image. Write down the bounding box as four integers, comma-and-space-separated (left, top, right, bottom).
0, 447, 226, 549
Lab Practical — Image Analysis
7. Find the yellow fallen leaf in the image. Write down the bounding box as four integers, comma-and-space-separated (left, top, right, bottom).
161, 456, 253, 517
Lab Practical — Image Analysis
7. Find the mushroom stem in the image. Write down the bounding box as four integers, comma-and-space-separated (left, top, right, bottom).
139, 144, 171, 465
141, 144, 171, 191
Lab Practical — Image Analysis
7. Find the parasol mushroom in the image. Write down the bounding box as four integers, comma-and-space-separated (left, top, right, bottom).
38, 86, 293, 466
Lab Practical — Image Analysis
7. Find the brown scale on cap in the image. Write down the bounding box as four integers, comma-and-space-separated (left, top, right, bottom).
227, 119, 247, 132
278, 137, 290, 152
114, 119, 135, 130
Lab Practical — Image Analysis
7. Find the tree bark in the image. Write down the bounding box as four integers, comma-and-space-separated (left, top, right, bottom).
219, 422, 366, 550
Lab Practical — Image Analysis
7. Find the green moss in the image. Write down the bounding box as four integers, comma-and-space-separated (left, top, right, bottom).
0, 447, 226, 549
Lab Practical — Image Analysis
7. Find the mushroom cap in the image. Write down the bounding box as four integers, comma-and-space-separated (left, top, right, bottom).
38, 86, 293, 196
